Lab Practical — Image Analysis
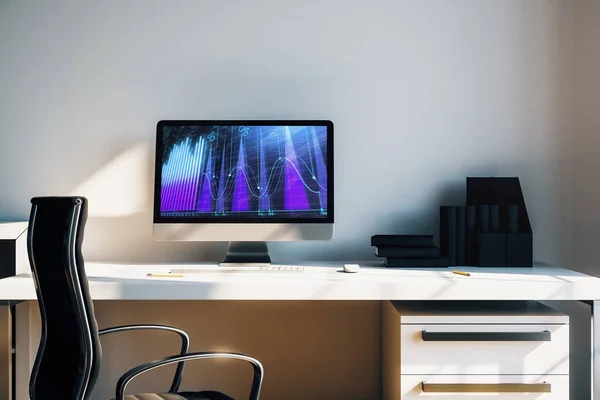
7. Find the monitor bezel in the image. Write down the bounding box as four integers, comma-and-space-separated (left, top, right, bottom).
153, 119, 334, 224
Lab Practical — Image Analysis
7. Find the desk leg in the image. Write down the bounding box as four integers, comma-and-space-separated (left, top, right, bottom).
0, 306, 11, 400
13, 302, 35, 400
594, 301, 600, 400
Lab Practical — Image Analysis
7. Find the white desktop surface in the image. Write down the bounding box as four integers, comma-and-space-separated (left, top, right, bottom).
2, 261, 600, 301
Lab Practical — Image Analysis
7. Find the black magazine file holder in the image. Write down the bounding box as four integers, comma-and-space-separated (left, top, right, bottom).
465, 177, 533, 267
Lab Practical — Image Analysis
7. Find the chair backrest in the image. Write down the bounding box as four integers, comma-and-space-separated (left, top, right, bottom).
27, 196, 101, 400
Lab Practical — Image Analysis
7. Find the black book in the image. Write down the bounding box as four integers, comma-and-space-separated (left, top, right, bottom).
508, 205, 519, 233
384, 257, 449, 268
371, 235, 434, 247
465, 205, 477, 265
478, 205, 490, 233
440, 206, 457, 266
455, 206, 466, 265
490, 205, 500, 232
506, 233, 532, 267
375, 246, 441, 258
478, 233, 506, 267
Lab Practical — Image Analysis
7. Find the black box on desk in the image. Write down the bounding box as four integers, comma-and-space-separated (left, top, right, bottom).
467, 177, 533, 267
506, 233, 533, 267
477, 233, 506, 267
0, 222, 28, 279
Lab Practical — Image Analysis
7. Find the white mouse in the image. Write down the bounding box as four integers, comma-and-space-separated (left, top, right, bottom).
343, 264, 360, 273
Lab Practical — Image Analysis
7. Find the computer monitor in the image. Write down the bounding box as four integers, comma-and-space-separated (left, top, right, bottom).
153, 120, 334, 265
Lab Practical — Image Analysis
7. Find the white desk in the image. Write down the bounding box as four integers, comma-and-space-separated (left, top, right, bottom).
2, 262, 600, 399
2, 261, 600, 301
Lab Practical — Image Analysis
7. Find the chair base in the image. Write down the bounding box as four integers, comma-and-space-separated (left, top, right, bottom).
121, 391, 234, 400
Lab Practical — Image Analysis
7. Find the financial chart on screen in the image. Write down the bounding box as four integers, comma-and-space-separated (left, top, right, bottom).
158, 124, 329, 220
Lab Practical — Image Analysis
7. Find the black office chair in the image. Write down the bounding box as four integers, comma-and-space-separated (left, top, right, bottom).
26, 196, 263, 400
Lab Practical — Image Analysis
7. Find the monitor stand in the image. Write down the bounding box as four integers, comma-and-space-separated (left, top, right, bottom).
219, 242, 272, 267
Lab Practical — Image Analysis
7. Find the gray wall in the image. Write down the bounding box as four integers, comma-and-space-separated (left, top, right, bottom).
0, 0, 575, 265
574, 0, 600, 276
568, 4, 600, 397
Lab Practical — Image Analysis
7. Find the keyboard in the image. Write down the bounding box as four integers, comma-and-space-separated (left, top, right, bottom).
170, 266, 305, 273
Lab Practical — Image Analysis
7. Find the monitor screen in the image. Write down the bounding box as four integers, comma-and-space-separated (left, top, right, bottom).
154, 120, 334, 224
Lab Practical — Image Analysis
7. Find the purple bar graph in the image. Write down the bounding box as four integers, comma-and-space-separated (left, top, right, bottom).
197, 144, 213, 212
259, 128, 270, 212
283, 126, 310, 211
216, 150, 226, 213
311, 126, 327, 210
232, 138, 249, 212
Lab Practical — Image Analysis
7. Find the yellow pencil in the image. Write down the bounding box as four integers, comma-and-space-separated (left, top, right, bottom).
146, 273, 183, 278
452, 270, 470, 277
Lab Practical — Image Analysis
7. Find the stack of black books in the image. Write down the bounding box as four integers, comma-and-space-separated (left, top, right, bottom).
371, 177, 533, 268
371, 235, 448, 267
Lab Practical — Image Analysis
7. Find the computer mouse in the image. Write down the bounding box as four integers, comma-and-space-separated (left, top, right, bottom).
343, 264, 360, 273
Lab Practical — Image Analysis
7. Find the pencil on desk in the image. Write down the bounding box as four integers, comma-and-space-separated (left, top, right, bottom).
452, 270, 470, 277
146, 273, 183, 278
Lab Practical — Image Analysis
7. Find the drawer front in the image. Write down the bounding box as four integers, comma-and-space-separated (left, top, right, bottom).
400, 324, 568, 375
400, 374, 568, 399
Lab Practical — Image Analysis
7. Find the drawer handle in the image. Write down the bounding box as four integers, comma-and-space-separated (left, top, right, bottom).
421, 330, 551, 341
422, 382, 551, 393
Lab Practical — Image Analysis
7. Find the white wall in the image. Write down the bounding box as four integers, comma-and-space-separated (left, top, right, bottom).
570, 2, 600, 396
0, 1, 583, 400
574, 0, 600, 276
0, 0, 575, 266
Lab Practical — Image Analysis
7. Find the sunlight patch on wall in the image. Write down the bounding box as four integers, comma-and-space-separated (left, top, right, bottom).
69, 142, 153, 217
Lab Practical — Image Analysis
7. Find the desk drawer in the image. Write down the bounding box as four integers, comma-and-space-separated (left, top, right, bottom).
400, 324, 568, 375
399, 374, 568, 399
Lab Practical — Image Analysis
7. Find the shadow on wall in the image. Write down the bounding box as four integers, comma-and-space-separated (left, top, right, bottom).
74, 142, 480, 263
64, 141, 226, 262
37, 140, 461, 263
8, 139, 567, 264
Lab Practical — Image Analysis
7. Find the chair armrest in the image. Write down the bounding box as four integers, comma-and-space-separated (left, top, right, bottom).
115, 352, 264, 400
99, 324, 190, 393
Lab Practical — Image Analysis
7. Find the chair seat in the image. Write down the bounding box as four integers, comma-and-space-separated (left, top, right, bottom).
121, 391, 234, 400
